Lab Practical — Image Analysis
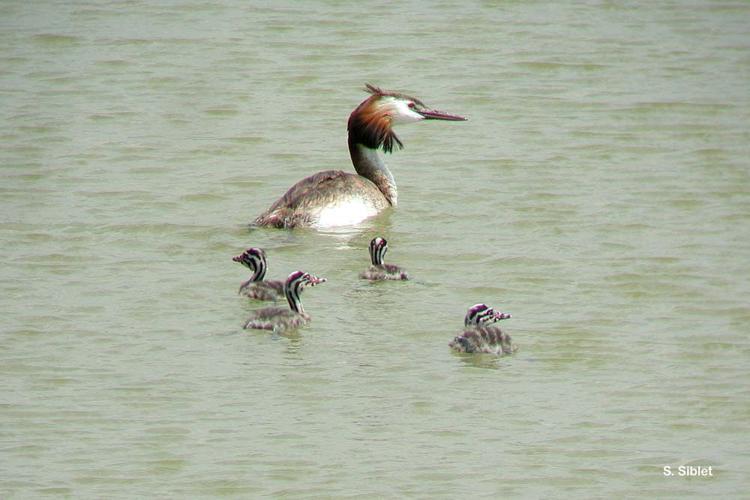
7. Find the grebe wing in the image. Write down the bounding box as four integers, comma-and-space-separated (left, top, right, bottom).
252, 306, 289, 319
254, 170, 386, 228
243, 306, 290, 330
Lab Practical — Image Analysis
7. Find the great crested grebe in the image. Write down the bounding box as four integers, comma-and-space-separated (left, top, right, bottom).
253, 84, 466, 229
232, 247, 284, 301
449, 303, 516, 355
243, 270, 326, 333
359, 236, 408, 281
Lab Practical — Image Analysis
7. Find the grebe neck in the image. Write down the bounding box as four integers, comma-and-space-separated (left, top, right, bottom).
369, 239, 388, 266
348, 138, 397, 206
285, 280, 304, 314
251, 259, 267, 282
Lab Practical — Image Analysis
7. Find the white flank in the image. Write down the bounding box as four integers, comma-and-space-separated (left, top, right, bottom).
314, 199, 379, 228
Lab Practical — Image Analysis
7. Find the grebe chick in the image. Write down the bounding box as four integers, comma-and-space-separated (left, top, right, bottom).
243, 271, 326, 334
449, 304, 516, 355
359, 237, 408, 281
253, 84, 466, 229
232, 248, 284, 301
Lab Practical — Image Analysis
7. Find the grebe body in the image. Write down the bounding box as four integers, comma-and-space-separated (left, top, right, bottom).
359, 236, 408, 281
254, 84, 466, 229
243, 271, 325, 334
233, 248, 284, 301
240, 280, 284, 302
243, 306, 311, 333
256, 170, 387, 229
449, 304, 516, 355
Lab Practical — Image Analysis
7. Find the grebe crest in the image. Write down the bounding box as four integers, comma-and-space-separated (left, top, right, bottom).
450, 304, 516, 355
360, 236, 408, 281
253, 84, 466, 229
243, 270, 326, 334
233, 247, 284, 301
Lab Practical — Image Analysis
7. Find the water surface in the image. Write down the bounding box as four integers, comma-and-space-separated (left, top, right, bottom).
2, 1, 749, 497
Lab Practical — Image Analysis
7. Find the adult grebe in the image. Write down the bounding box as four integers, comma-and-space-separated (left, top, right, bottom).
253, 84, 466, 229
359, 236, 408, 281
243, 271, 326, 334
232, 247, 284, 301
449, 303, 516, 355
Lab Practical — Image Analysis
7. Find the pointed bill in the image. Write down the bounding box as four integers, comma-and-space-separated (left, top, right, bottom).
417, 108, 467, 121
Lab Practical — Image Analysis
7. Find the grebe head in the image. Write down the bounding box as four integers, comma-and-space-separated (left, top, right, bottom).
368, 236, 388, 265
284, 270, 326, 314
233, 247, 267, 281
464, 303, 512, 327
348, 84, 467, 153
286, 270, 327, 288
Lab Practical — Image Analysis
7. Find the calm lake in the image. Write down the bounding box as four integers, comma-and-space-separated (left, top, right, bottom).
1, 0, 749, 497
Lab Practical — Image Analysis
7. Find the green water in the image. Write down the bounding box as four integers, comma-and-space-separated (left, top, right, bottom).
2, 1, 749, 497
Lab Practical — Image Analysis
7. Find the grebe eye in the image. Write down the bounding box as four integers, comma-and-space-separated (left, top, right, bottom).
408, 102, 415, 108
